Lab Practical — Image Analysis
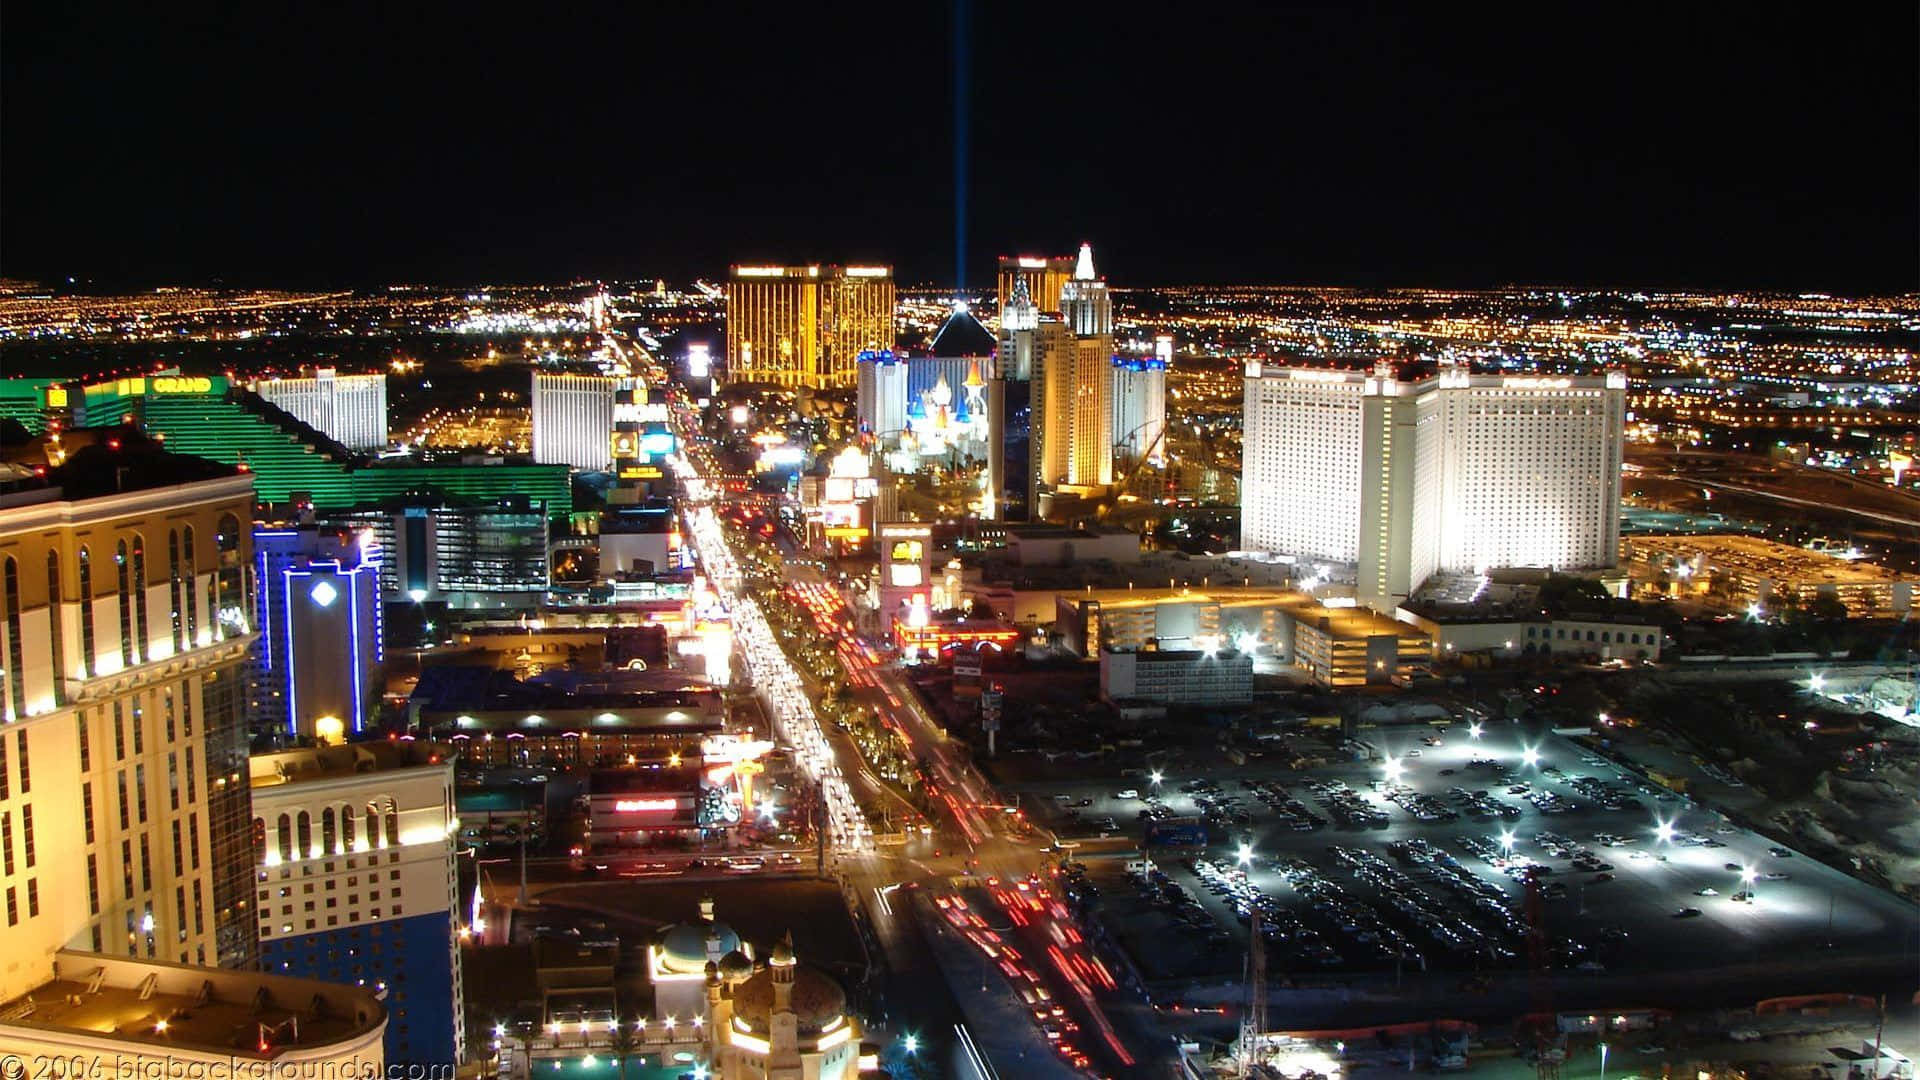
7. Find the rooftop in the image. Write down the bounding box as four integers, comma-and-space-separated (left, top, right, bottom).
1074, 585, 1425, 640
731, 964, 846, 1036
0, 951, 383, 1059
0, 427, 241, 501
926, 308, 996, 357
1005, 523, 1135, 540
411, 666, 720, 716
249, 740, 452, 789
1633, 533, 1917, 585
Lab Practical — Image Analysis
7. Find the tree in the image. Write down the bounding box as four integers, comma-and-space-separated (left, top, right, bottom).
1807, 593, 1849, 622
1540, 574, 1611, 616
607, 1016, 640, 1080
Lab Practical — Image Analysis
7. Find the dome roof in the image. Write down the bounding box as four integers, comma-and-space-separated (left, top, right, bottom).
731, 965, 847, 1036
658, 919, 741, 974
719, 949, 753, 978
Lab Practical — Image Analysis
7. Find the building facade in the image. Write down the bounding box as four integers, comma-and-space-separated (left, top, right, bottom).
325, 495, 551, 609
726, 266, 894, 391
1032, 245, 1115, 490
30, 374, 572, 516
531, 373, 619, 472
1241, 363, 1626, 611
252, 369, 388, 452
855, 351, 909, 440
996, 254, 1076, 317
250, 526, 383, 740
991, 279, 1040, 522
1100, 648, 1253, 705
1055, 586, 1433, 688
715, 936, 860, 1080
1111, 348, 1168, 467
0, 468, 262, 986
249, 742, 464, 1065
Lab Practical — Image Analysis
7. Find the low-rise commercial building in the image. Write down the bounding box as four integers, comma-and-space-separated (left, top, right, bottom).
1100, 647, 1253, 705
1004, 524, 1140, 567
1056, 586, 1430, 688
1395, 609, 1664, 661
411, 667, 723, 768
1623, 533, 1916, 617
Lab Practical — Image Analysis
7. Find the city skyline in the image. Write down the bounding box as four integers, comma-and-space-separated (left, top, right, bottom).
1, 7, 1917, 1077
3, 5, 1914, 292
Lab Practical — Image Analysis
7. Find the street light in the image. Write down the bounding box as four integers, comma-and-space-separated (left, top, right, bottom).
1236, 841, 1254, 866
1149, 770, 1164, 787
1521, 746, 1540, 768
1600, 1041, 1609, 1080
1654, 821, 1675, 844
1741, 865, 1757, 902
1383, 757, 1404, 782
1468, 722, 1483, 739
902, 1033, 919, 1055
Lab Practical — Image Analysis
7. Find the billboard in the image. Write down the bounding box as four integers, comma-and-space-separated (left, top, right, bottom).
1145, 819, 1210, 847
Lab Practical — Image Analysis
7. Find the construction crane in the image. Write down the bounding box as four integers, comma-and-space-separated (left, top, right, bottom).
1524, 871, 1563, 1080
1239, 908, 1267, 1075
1097, 424, 1170, 522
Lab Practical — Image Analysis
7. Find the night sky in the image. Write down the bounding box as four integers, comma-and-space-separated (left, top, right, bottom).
4, 4, 1914, 292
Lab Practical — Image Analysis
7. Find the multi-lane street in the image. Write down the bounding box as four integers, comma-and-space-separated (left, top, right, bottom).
662, 389, 1150, 1077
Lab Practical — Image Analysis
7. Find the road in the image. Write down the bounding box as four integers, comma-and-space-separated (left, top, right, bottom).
662, 386, 1149, 1077
665, 397, 1011, 1076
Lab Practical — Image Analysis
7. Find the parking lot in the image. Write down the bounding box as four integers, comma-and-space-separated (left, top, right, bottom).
1009, 725, 1920, 985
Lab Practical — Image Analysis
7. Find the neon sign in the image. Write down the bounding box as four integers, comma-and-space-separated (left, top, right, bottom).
612, 798, 678, 813
152, 376, 215, 394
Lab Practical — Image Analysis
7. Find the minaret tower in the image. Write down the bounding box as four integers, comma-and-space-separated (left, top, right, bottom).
766, 934, 802, 1080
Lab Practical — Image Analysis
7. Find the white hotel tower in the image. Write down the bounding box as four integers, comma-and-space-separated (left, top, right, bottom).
1240, 361, 1626, 611
252, 369, 388, 451
531, 373, 618, 472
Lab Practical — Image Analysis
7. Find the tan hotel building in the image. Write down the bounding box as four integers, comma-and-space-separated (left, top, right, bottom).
0, 457, 386, 1068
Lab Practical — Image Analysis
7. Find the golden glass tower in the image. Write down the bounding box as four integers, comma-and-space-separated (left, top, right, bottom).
1031, 244, 1115, 489
997, 254, 1076, 318
726, 265, 893, 390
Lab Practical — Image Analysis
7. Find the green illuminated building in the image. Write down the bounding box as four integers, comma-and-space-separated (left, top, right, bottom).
9, 374, 572, 518
0, 378, 62, 434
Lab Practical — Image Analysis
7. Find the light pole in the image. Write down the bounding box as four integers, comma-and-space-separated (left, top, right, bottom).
1742, 866, 1758, 904
1599, 1041, 1608, 1080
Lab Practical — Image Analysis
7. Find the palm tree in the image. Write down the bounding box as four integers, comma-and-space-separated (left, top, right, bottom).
607, 1014, 640, 1080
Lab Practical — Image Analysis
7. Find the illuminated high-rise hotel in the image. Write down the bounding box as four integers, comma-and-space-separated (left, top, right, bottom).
251, 369, 388, 452
1112, 334, 1170, 467
1240, 362, 1627, 610
0, 444, 279, 999
530, 373, 618, 472
1032, 244, 1114, 490
726, 265, 894, 390
996, 254, 1076, 317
